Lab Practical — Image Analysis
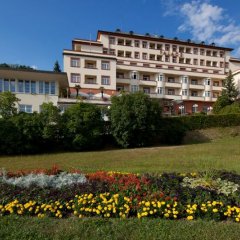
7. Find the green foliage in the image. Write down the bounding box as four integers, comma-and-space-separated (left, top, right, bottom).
0, 63, 34, 70
110, 92, 162, 148
12, 113, 44, 154
181, 177, 239, 196
218, 102, 240, 114
222, 70, 239, 101
39, 102, 62, 146
63, 102, 104, 150
0, 92, 19, 118
53, 61, 61, 72
0, 119, 21, 154
159, 118, 187, 145
213, 71, 239, 113
177, 114, 240, 130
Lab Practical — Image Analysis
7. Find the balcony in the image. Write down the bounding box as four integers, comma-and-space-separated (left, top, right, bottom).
164, 94, 182, 100
84, 60, 97, 69
189, 83, 204, 90
116, 76, 131, 85
189, 95, 204, 101
165, 81, 181, 88
139, 79, 157, 87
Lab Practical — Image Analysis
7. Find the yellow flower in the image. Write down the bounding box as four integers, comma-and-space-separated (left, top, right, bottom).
212, 208, 218, 213
145, 202, 150, 207
187, 216, 193, 220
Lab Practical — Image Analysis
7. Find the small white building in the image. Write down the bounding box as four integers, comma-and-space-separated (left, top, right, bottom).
0, 67, 68, 113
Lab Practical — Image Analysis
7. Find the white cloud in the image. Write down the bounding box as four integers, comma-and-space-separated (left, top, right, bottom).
177, 1, 240, 49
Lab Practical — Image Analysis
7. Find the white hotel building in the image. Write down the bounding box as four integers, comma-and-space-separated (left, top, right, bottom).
63, 29, 240, 114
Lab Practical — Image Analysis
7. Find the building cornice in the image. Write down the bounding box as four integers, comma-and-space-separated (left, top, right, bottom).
63, 50, 117, 60
97, 30, 234, 51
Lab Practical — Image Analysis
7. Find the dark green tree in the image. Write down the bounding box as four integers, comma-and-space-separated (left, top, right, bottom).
0, 92, 20, 118
110, 92, 162, 148
213, 71, 239, 113
62, 102, 104, 150
53, 61, 61, 72
39, 102, 63, 146
222, 70, 239, 101
12, 113, 44, 154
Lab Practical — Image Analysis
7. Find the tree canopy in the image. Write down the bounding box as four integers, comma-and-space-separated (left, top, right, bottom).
0, 92, 20, 118
110, 92, 162, 148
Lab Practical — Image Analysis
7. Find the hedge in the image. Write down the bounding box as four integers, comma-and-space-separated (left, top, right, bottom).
176, 114, 240, 130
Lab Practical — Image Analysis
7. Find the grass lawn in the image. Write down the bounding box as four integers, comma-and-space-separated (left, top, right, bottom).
0, 216, 240, 240
0, 134, 240, 239
0, 135, 240, 173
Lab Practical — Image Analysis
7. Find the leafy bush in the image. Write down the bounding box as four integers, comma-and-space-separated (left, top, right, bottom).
0, 119, 21, 154
110, 92, 162, 148
158, 118, 187, 145
62, 102, 104, 150
175, 114, 240, 130
218, 102, 240, 114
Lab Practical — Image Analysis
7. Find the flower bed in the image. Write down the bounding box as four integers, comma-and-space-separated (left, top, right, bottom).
0, 167, 239, 222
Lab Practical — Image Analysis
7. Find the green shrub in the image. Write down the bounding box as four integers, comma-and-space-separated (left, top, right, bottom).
177, 114, 240, 130
110, 92, 162, 148
0, 119, 21, 154
62, 102, 104, 151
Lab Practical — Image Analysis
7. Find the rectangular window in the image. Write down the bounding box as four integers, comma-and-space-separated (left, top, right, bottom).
109, 37, 115, 44
110, 49, 115, 55
157, 87, 163, 94
165, 44, 170, 51
0, 79, 2, 92
193, 59, 198, 65
205, 79, 211, 85
25, 80, 30, 93
143, 87, 150, 94
45, 82, 50, 94
71, 73, 80, 83
182, 89, 188, 96
31, 81, 36, 94
10, 79, 15, 92
193, 48, 198, 54
18, 80, 24, 93
182, 76, 188, 83
157, 74, 164, 81
134, 40, 139, 47
157, 44, 162, 50
172, 45, 177, 52
19, 104, 32, 113
143, 75, 150, 81
205, 91, 211, 97
191, 91, 198, 96
101, 76, 110, 85
39, 81, 44, 94
50, 82, 56, 94
165, 56, 169, 62
101, 61, 110, 70
142, 41, 147, 48
135, 52, 140, 59
71, 58, 80, 67
4, 79, 9, 92
167, 89, 175, 95
131, 85, 139, 92
142, 53, 147, 60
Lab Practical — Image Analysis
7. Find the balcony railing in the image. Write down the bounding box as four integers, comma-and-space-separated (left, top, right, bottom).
85, 65, 97, 69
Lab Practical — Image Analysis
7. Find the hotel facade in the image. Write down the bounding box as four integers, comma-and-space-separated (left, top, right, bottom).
63, 30, 240, 114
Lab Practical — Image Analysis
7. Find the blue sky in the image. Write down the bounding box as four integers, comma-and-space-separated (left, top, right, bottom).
0, 0, 240, 70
